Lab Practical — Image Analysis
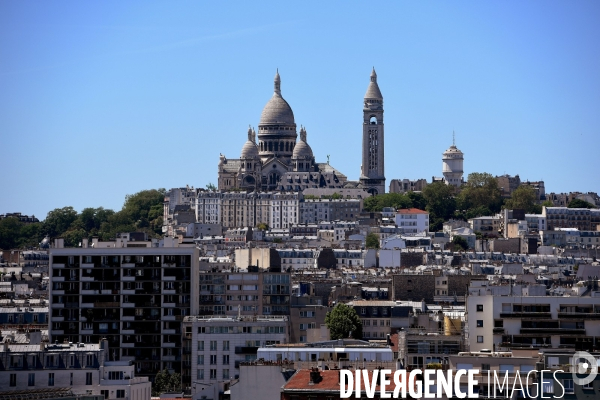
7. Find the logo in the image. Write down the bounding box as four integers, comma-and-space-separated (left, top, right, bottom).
572, 351, 598, 386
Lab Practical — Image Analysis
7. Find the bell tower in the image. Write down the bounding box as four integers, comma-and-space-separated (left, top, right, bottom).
359, 68, 385, 195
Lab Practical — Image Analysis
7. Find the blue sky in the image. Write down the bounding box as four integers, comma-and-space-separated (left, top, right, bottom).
1, 1, 599, 219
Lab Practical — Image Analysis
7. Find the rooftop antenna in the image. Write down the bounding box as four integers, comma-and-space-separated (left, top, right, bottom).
452, 130, 455, 146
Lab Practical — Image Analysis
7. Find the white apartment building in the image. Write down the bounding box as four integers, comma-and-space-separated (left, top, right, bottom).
183, 315, 288, 399
524, 213, 546, 232
0, 341, 150, 399
469, 215, 501, 233
270, 193, 300, 229
395, 208, 429, 234
467, 284, 600, 352
332, 249, 376, 268
277, 249, 318, 271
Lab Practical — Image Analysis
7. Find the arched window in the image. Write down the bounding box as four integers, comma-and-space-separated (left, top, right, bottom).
268, 142, 273, 151
370, 116, 377, 125
285, 142, 289, 152
280, 142, 284, 151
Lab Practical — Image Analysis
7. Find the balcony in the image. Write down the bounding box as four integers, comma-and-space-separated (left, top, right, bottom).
53, 276, 65, 282
94, 302, 119, 308
234, 346, 259, 354
519, 328, 585, 335
558, 312, 600, 319
499, 312, 551, 319
492, 328, 506, 334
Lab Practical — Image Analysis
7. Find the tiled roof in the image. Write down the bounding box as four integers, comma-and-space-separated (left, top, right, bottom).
283, 369, 415, 393
397, 208, 428, 215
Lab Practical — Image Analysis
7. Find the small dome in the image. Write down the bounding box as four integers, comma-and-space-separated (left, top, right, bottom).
292, 126, 313, 159
241, 140, 259, 159
260, 94, 295, 125
292, 140, 313, 159
443, 145, 463, 155
241, 126, 259, 159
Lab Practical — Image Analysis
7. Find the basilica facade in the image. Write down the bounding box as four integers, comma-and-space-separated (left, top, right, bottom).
217, 69, 386, 194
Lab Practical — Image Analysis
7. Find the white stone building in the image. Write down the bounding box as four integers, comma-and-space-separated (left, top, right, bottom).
0, 341, 150, 399
183, 315, 288, 399
466, 283, 600, 352
395, 208, 430, 235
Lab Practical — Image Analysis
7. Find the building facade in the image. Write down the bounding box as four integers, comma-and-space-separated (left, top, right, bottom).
49, 241, 199, 379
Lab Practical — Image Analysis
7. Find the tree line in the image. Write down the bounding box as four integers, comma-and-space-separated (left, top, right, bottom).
363, 172, 586, 232
0, 189, 165, 250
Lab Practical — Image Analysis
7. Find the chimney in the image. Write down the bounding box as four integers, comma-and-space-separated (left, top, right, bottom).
309, 368, 321, 385
82, 238, 89, 248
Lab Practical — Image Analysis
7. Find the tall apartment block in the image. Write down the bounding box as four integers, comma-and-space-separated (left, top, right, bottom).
49, 238, 199, 379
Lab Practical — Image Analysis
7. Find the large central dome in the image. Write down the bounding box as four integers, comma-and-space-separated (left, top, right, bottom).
259, 70, 295, 125
260, 94, 295, 125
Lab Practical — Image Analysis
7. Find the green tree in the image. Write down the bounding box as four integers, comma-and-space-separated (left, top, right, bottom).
366, 232, 380, 249
407, 191, 427, 211
452, 236, 469, 251
422, 181, 456, 231
206, 183, 217, 191
363, 193, 413, 212
568, 199, 595, 209
152, 369, 182, 395
43, 206, 78, 237
0, 217, 22, 249
504, 185, 541, 213
325, 303, 363, 340
541, 200, 553, 208
456, 172, 502, 215
256, 223, 268, 231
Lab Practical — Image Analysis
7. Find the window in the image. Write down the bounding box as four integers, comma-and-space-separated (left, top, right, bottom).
223, 369, 230, 379
108, 371, 124, 380
477, 336, 484, 343
28, 373, 35, 386
477, 305, 483, 312
197, 355, 204, 365
197, 369, 204, 380
10, 374, 16, 387
563, 379, 574, 393
198, 341, 204, 351
210, 341, 217, 351
477, 320, 484, 327
210, 369, 217, 380
481, 364, 490, 372
48, 373, 54, 386
210, 355, 217, 365
223, 355, 229, 364
223, 341, 230, 351
101, 390, 109, 400
86, 354, 94, 366
116, 390, 125, 398
86, 372, 92, 385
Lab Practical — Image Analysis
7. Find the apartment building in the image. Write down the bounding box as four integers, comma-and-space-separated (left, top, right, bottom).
469, 215, 501, 233
299, 198, 361, 224
395, 208, 429, 234
350, 300, 394, 340
49, 239, 198, 379
543, 206, 600, 231
466, 284, 600, 352
197, 270, 291, 316
277, 249, 318, 271
182, 315, 288, 398
270, 193, 301, 229
0, 340, 150, 399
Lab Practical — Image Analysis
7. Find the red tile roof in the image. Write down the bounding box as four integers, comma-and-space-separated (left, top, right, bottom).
282, 369, 416, 394
397, 208, 428, 214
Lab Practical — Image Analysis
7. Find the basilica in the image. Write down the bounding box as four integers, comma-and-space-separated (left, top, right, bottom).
217, 69, 386, 195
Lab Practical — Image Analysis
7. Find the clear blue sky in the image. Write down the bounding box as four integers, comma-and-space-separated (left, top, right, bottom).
1, 1, 599, 219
